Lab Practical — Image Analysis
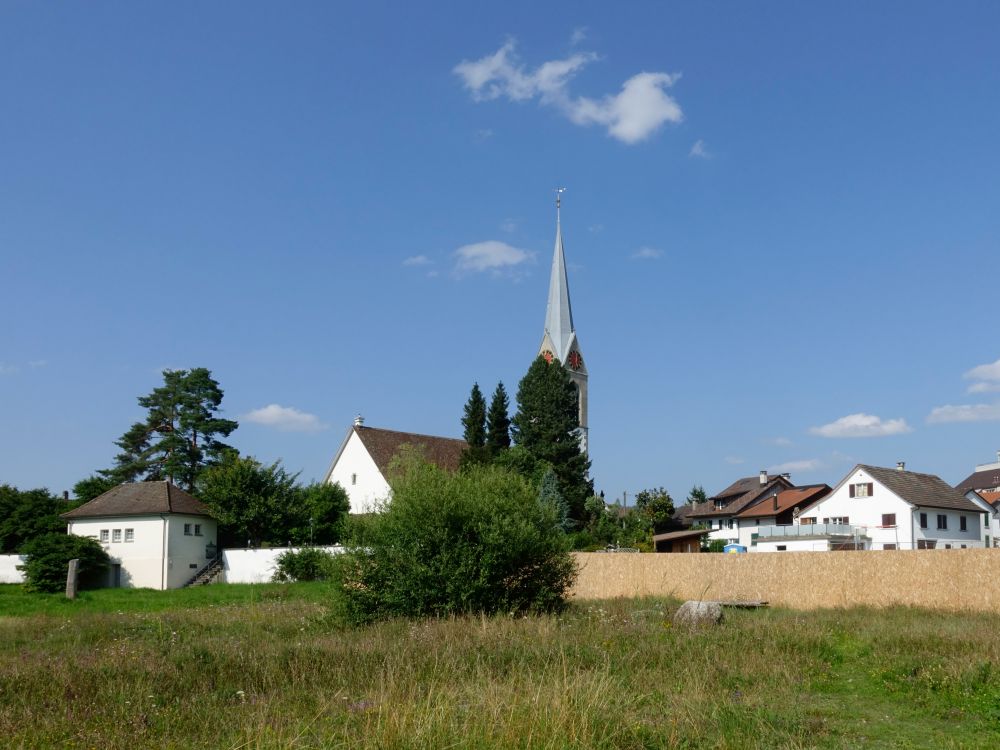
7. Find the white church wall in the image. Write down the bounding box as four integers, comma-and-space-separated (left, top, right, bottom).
0, 554, 26, 584
328, 430, 390, 513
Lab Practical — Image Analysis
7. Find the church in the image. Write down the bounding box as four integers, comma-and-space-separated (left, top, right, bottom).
325, 196, 588, 512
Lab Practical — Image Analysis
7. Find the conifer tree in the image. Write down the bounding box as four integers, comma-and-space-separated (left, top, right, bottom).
485, 381, 511, 454
512, 356, 592, 521
461, 383, 487, 447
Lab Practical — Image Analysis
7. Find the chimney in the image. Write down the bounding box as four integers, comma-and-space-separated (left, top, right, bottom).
63, 490, 69, 502
996, 450, 1000, 464
772, 491, 779, 511
354, 414, 365, 427
759, 470, 768, 486
781, 473, 791, 481
896, 461, 905, 472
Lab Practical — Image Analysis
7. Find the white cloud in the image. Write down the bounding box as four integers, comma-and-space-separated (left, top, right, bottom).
500, 218, 518, 233
769, 459, 823, 474
588, 224, 604, 233
242, 404, 328, 433
403, 255, 432, 267
454, 240, 533, 275
475, 128, 494, 141
968, 382, 1000, 394
809, 413, 913, 438
964, 358, 1000, 394
725, 456, 745, 465
454, 41, 682, 144
770, 437, 793, 447
689, 139, 710, 158
0, 363, 17, 375
570, 27, 588, 46
927, 402, 1000, 424
631, 246, 663, 260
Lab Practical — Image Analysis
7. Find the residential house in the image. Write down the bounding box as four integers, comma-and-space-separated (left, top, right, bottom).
964, 490, 1000, 548
954, 451, 1000, 494
687, 471, 795, 546
736, 485, 832, 548
324, 416, 467, 513
62, 481, 218, 589
754, 464, 986, 552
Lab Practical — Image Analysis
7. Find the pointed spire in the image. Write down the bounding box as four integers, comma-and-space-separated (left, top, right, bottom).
543, 189, 575, 362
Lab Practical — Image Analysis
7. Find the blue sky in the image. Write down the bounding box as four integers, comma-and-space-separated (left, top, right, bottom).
2, 1, 1000, 502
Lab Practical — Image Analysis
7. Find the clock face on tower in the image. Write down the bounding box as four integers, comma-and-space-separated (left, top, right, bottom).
542, 349, 554, 364
568, 351, 583, 371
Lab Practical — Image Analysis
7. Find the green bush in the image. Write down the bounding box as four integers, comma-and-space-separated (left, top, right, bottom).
332, 457, 577, 624
18, 533, 110, 593
272, 547, 338, 582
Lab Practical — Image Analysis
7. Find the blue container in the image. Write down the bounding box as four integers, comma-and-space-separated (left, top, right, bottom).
723, 544, 748, 554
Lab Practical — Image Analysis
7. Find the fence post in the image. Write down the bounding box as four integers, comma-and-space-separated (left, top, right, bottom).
65, 558, 80, 599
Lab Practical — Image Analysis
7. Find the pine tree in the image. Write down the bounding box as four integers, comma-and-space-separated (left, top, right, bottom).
485, 381, 511, 454
461, 383, 487, 447
538, 468, 571, 532
512, 356, 592, 521
102, 368, 238, 491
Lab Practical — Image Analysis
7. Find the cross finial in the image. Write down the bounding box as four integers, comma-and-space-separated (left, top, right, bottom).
555, 186, 566, 211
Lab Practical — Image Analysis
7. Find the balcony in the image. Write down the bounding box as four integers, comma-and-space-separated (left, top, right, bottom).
755, 523, 870, 541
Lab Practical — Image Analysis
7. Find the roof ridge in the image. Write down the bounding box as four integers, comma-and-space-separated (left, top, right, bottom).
357, 425, 466, 443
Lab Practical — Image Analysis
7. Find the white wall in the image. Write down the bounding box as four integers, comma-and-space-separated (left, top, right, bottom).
223, 546, 344, 584
0, 554, 25, 584
911, 509, 983, 549
165, 515, 218, 589
327, 430, 390, 513
69, 516, 166, 588
754, 539, 831, 553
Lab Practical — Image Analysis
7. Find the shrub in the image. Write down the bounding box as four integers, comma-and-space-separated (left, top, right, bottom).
332, 457, 577, 624
272, 548, 337, 582
18, 533, 110, 593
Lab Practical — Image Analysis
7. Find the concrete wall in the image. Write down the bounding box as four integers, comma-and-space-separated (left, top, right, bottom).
223, 546, 344, 584
570, 548, 1000, 612
0, 554, 26, 584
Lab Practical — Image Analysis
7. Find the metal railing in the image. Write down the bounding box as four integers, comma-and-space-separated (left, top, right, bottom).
756, 523, 869, 540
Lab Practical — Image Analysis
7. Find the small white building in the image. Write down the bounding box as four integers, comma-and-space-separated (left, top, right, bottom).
62, 481, 218, 589
754, 464, 986, 552
323, 417, 467, 513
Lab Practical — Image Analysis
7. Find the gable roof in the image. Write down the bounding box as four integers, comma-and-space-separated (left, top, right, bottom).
62, 481, 212, 519
737, 485, 832, 519
973, 490, 1000, 510
860, 465, 982, 512
354, 425, 467, 476
955, 468, 1000, 493
688, 475, 795, 518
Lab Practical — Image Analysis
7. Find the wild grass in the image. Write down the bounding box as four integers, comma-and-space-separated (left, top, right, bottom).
1, 585, 998, 748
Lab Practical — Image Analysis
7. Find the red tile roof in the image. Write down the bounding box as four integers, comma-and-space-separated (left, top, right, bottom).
736, 485, 831, 518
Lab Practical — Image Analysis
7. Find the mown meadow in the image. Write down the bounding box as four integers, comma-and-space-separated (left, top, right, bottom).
1, 583, 999, 749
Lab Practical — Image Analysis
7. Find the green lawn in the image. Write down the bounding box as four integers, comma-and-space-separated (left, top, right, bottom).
1, 585, 998, 748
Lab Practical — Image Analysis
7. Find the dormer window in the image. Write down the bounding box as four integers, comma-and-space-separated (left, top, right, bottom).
714, 499, 724, 510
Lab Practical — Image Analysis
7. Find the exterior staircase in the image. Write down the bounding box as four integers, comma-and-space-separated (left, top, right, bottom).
185, 556, 223, 587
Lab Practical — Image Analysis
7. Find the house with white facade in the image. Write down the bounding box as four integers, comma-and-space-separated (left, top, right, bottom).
964, 490, 999, 548
753, 464, 986, 552
324, 417, 467, 513
687, 471, 795, 546
735, 485, 831, 548
62, 481, 218, 589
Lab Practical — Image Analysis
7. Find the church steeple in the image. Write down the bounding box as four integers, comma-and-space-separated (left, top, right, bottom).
539, 189, 588, 453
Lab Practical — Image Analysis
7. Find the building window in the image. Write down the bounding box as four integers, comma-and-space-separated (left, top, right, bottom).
917, 539, 937, 550
800, 517, 816, 525
112, 529, 122, 543
351, 473, 357, 486
937, 514, 947, 530
920, 512, 928, 529
883, 543, 897, 550
961, 545, 967, 549
194, 524, 202, 536
960, 516, 967, 532
826, 516, 849, 525
881, 513, 896, 528
124, 528, 134, 543
184, 523, 192, 535
100, 529, 109, 543
944, 544, 952, 549
727, 519, 734, 529
776, 545, 787, 551
850, 482, 874, 498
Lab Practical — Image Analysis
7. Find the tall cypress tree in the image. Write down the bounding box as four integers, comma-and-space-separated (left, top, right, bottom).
461, 383, 487, 447
512, 356, 592, 521
485, 381, 511, 454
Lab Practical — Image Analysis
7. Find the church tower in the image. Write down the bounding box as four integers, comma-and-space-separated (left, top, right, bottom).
538, 190, 588, 453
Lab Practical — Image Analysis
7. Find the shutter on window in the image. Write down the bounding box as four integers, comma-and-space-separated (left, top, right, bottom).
867, 483, 874, 495
849, 485, 856, 498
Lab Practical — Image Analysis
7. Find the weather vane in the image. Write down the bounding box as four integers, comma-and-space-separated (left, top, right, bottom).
555, 186, 566, 210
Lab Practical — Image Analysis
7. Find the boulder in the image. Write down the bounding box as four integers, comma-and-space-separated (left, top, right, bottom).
673, 600, 723, 628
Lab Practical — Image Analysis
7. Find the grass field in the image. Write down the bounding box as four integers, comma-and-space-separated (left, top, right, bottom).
1, 584, 999, 749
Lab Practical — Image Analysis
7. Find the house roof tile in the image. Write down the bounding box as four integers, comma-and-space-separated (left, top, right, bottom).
955, 468, 1000, 493
62, 481, 213, 519
736, 485, 832, 518
688, 475, 795, 519
861, 465, 983, 513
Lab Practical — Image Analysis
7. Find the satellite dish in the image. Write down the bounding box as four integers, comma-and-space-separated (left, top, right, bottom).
793, 506, 801, 518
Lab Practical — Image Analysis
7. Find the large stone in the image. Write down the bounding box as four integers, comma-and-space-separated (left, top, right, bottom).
673, 600, 724, 628
65, 558, 79, 600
